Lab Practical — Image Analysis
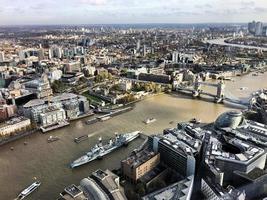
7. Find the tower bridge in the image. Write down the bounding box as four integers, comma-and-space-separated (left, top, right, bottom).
175, 78, 249, 106
192, 78, 225, 103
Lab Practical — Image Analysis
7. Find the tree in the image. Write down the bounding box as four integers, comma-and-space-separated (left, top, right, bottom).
72, 87, 78, 94
107, 72, 113, 80
125, 189, 138, 200
144, 84, 150, 92
135, 183, 146, 196
95, 71, 113, 83
95, 74, 102, 83
150, 82, 156, 92
120, 68, 128, 76
111, 84, 120, 91
119, 94, 135, 104
165, 84, 172, 92
79, 77, 88, 83
155, 85, 161, 93
51, 80, 67, 93
133, 83, 142, 91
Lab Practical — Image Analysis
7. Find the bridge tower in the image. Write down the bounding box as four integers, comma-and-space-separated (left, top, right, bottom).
193, 77, 202, 98
215, 80, 225, 103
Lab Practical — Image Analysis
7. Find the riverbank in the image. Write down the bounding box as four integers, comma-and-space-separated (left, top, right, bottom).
0, 112, 95, 146
86, 92, 163, 126
0, 129, 38, 146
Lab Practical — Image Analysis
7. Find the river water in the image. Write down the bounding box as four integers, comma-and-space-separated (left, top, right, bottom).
0, 72, 267, 200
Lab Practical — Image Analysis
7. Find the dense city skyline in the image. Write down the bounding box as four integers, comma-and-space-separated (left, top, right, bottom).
0, 0, 267, 25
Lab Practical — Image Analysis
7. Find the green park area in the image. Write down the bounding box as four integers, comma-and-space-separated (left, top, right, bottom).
82, 92, 106, 104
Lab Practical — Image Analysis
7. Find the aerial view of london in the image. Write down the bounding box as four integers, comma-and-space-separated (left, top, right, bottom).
0, 0, 266, 199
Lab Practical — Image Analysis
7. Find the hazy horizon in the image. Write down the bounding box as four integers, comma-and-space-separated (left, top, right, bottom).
0, 22, 256, 27
0, 0, 266, 25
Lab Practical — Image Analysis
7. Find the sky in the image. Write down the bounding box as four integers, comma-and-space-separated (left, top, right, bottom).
0, 0, 266, 25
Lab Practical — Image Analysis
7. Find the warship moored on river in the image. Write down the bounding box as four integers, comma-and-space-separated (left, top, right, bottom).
70, 131, 140, 168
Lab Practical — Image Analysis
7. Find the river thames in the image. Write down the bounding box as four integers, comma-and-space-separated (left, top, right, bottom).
0, 72, 267, 200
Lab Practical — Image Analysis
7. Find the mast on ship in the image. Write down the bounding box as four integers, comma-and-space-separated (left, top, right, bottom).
98, 137, 102, 146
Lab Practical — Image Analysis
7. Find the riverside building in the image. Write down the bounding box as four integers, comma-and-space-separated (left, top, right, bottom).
121, 149, 160, 183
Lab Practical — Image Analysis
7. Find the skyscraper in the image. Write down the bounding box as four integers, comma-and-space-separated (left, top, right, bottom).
49, 46, 62, 59
255, 22, 263, 36
137, 39, 141, 51
48, 49, 53, 59
172, 51, 179, 63
143, 44, 147, 57
38, 48, 45, 60
248, 21, 256, 34
263, 26, 267, 37
0, 52, 5, 62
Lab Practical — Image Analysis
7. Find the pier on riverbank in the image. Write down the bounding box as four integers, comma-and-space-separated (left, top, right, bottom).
86, 106, 133, 125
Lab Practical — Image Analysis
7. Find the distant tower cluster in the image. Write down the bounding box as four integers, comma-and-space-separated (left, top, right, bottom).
172, 51, 179, 63
248, 21, 267, 37
19, 49, 44, 61
49, 46, 62, 59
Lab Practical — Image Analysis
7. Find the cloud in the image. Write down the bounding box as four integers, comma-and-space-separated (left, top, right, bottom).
13, 7, 25, 14
0, 0, 267, 24
79, 0, 107, 6
195, 3, 212, 9
254, 7, 267, 13
30, 3, 45, 10
241, 0, 255, 7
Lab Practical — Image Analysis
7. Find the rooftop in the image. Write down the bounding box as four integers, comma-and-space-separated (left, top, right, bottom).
215, 110, 244, 130
142, 175, 194, 200
205, 136, 265, 168
60, 185, 87, 200
90, 169, 127, 200
244, 167, 267, 180
0, 116, 30, 128
240, 120, 267, 137
221, 119, 267, 147
121, 149, 158, 168
64, 184, 83, 198
23, 99, 45, 108
158, 131, 201, 156
51, 93, 78, 102
93, 169, 109, 180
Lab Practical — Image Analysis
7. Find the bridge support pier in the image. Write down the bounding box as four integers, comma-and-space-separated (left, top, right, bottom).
192, 90, 200, 98
193, 78, 202, 98
215, 80, 225, 103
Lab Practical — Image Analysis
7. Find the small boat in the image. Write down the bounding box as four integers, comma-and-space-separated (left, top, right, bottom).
144, 118, 157, 124
17, 181, 41, 200
74, 135, 89, 143
240, 87, 248, 91
24, 142, 28, 145
100, 116, 111, 121
47, 136, 59, 143
224, 77, 233, 81
190, 118, 201, 124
